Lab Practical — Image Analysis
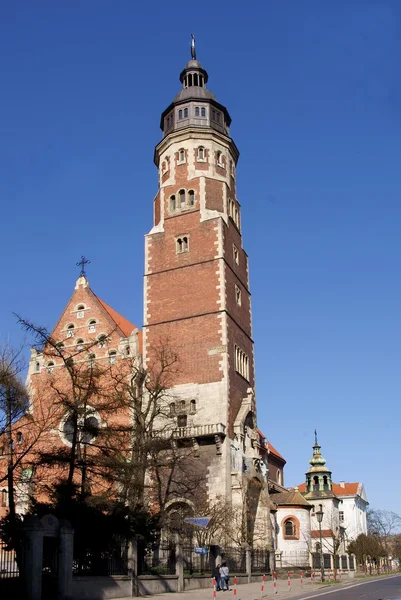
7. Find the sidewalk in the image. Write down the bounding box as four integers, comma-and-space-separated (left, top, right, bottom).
111, 576, 345, 600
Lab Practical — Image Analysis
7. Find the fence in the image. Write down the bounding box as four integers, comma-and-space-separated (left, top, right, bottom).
139, 541, 176, 576
182, 545, 211, 574
222, 547, 247, 573
0, 542, 19, 577
279, 551, 310, 568
72, 535, 128, 576
0, 542, 20, 598
251, 549, 270, 572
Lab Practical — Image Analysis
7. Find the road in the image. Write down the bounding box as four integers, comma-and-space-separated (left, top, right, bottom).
295, 575, 401, 600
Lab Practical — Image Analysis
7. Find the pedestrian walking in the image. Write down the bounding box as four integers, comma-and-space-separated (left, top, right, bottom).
213, 563, 221, 591
220, 562, 230, 591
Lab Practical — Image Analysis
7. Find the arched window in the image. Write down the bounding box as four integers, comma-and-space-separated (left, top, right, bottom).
88, 320, 96, 333
180, 400, 186, 411
178, 109, 183, 120
47, 361, 55, 374
183, 107, 188, 118
97, 335, 107, 349
217, 151, 223, 166
195, 106, 200, 117
285, 520, 295, 536
190, 400, 196, 414
76, 339, 84, 352
67, 324, 75, 338
197, 146, 205, 161
179, 189, 186, 207
35, 362, 40, 373
16, 431, 23, 444
323, 475, 329, 490
1, 489, 7, 508
169, 195, 176, 212
178, 149, 185, 163
109, 350, 117, 364
313, 475, 319, 491
201, 107, 206, 117
169, 403, 176, 417
188, 190, 195, 206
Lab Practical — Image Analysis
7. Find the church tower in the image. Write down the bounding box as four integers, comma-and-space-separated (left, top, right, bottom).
144, 39, 268, 539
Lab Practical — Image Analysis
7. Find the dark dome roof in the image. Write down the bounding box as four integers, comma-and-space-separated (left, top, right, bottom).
184, 59, 204, 70
173, 86, 216, 103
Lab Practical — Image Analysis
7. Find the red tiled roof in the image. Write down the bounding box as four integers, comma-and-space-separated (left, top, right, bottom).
97, 297, 138, 338
258, 429, 286, 462
296, 482, 360, 496
311, 530, 333, 538
332, 482, 359, 496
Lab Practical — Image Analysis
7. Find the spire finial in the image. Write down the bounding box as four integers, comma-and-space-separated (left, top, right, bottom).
76, 255, 91, 278
190, 33, 196, 60
314, 429, 318, 445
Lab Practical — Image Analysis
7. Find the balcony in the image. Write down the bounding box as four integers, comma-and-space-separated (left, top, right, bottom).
153, 422, 226, 440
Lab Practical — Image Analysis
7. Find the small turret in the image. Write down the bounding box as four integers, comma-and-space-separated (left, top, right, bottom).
304, 431, 334, 496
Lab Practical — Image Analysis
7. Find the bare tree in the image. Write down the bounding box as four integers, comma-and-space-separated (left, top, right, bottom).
0, 343, 29, 526
367, 509, 401, 566
94, 338, 204, 517
15, 316, 126, 503
367, 509, 401, 538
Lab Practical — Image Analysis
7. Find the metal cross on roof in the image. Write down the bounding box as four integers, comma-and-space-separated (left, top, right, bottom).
76, 255, 91, 277
314, 429, 318, 445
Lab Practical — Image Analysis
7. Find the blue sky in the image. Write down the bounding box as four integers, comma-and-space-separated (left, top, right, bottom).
1, 2, 400, 515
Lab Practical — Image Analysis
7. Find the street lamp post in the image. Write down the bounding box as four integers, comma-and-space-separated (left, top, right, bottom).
315, 504, 325, 581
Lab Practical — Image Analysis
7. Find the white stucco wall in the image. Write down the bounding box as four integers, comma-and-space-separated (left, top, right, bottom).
340, 496, 368, 540
276, 507, 311, 555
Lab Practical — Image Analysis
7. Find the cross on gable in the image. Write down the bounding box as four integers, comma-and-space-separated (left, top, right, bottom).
76, 255, 91, 277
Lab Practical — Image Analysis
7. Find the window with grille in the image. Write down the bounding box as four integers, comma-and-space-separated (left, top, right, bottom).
234, 345, 249, 380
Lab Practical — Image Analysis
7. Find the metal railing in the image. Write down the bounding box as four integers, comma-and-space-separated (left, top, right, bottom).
0, 542, 19, 578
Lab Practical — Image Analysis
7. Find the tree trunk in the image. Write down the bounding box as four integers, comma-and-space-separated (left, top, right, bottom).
6, 391, 16, 524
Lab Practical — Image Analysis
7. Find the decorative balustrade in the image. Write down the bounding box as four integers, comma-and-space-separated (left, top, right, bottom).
152, 423, 226, 440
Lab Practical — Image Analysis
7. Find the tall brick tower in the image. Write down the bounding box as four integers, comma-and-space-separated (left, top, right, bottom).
144, 40, 270, 545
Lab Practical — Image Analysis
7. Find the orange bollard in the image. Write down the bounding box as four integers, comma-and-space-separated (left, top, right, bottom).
273, 571, 277, 594
213, 577, 217, 599
300, 570, 303, 585
233, 575, 237, 597
287, 571, 291, 590
260, 573, 265, 597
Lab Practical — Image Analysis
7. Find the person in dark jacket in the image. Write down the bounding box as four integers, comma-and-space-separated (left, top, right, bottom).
213, 563, 221, 591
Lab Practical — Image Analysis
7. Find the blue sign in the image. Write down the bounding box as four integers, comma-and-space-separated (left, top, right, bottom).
184, 517, 211, 528
194, 547, 208, 555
